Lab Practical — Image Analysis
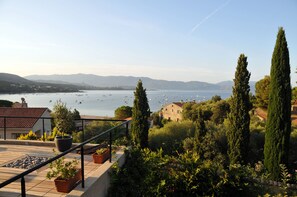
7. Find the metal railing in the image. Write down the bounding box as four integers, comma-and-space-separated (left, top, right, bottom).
0, 116, 130, 197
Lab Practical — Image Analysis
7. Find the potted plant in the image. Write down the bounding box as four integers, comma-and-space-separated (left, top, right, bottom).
46, 156, 81, 193
52, 101, 76, 152
92, 147, 110, 164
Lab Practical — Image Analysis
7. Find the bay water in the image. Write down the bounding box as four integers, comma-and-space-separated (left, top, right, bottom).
0, 90, 231, 117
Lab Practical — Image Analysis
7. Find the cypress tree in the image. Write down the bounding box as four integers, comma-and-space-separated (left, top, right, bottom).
227, 54, 251, 165
194, 108, 207, 153
131, 80, 150, 148
264, 27, 291, 180
195, 108, 207, 141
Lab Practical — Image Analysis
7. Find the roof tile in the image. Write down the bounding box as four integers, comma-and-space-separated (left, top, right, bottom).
0, 108, 48, 128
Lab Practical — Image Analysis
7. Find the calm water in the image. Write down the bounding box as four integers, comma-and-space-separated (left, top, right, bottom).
0, 90, 231, 116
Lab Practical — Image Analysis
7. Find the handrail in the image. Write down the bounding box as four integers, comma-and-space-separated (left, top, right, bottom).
0, 115, 125, 122
0, 118, 130, 196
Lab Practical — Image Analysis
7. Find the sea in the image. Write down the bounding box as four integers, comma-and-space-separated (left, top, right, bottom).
0, 90, 232, 117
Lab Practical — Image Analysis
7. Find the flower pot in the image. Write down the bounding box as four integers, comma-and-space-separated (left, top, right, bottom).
55, 136, 73, 152
54, 169, 81, 193
92, 149, 110, 164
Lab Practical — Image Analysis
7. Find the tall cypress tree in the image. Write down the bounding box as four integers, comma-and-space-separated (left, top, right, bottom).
131, 80, 150, 148
194, 108, 207, 154
227, 54, 251, 165
264, 27, 291, 180
195, 108, 207, 141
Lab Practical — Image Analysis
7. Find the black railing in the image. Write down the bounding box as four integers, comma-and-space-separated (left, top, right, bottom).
0, 116, 130, 197
0, 116, 125, 141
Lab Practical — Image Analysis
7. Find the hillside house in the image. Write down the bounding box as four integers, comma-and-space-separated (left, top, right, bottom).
160, 102, 184, 122
0, 107, 51, 139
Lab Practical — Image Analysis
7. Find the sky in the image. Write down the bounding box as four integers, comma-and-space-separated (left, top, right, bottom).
0, 0, 296, 83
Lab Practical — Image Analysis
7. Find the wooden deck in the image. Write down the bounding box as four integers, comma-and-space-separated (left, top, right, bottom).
0, 144, 102, 197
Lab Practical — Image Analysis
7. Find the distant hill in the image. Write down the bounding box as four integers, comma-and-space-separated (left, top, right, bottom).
26, 74, 256, 91
26, 74, 222, 90
0, 73, 81, 94
0, 73, 34, 84
216, 80, 256, 92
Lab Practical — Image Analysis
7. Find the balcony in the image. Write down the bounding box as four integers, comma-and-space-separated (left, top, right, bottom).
0, 117, 130, 197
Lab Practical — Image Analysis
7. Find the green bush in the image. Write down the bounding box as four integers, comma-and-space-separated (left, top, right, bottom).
109, 148, 261, 197
17, 131, 38, 140
248, 130, 265, 164
72, 121, 124, 144
289, 129, 297, 168
149, 120, 195, 154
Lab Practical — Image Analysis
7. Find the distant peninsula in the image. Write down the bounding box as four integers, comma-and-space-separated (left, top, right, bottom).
0, 73, 132, 94
0, 73, 256, 94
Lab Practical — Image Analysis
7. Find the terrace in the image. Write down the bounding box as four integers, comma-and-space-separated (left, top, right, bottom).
0, 117, 129, 197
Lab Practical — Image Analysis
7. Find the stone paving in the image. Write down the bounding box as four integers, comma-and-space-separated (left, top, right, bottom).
0, 143, 102, 197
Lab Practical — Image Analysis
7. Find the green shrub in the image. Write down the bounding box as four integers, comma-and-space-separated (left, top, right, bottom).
182, 137, 195, 151
289, 129, 297, 168
72, 121, 124, 144
149, 120, 195, 154
17, 131, 38, 140
46, 156, 79, 180
248, 130, 265, 164
109, 148, 261, 197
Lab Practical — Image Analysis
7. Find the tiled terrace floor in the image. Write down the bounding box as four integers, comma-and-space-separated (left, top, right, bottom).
0, 144, 101, 197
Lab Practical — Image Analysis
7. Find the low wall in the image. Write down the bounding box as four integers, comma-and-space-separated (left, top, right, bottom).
0, 139, 99, 149
67, 150, 126, 197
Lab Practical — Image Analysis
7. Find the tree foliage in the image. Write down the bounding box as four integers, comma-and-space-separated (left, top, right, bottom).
255, 75, 270, 108
109, 147, 259, 197
211, 95, 222, 102
264, 27, 291, 180
292, 87, 297, 101
149, 120, 195, 154
51, 101, 76, 136
151, 112, 163, 127
131, 80, 150, 148
114, 105, 132, 119
0, 99, 13, 107
194, 108, 207, 142
211, 100, 230, 124
227, 54, 251, 165
72, 120, 121, 143
72, 108, 81, 120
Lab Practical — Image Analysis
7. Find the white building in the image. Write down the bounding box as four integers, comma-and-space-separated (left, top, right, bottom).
0, 107, 51, 139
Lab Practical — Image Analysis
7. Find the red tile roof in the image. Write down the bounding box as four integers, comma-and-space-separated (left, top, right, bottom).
172, 102, 184, 108
0, 108, 48, 128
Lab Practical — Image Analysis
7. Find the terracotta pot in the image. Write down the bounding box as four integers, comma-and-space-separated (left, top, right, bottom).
92, 149, 110, 164
54, 169, 82, 193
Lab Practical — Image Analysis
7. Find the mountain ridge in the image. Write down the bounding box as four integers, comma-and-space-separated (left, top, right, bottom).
26, 74, 237, 90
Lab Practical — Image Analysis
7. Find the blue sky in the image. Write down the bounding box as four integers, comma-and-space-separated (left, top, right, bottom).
0, 0, 296, 83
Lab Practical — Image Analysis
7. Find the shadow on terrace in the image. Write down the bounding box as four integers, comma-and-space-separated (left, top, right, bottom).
0, 116, 130, 197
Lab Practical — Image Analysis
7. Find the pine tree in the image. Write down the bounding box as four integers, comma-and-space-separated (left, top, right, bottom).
131, 80, 150, 148
227, 54, 251, 165
264, 27, 291, 180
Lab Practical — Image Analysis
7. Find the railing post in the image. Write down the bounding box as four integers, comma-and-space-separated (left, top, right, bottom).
42, 118, 45, 142
21, 176, 26, 197
80, 146, 85, 188
109, 131, 112, 163
81, 119, 84, 142
4, 117, 6, 140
